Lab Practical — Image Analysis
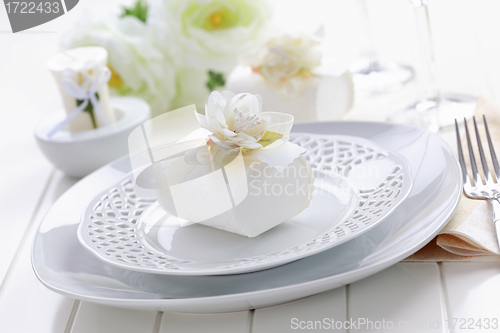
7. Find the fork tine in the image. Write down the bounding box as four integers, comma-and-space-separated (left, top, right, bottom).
455, 119, 468, 185
473, 116, 491, 183
464, 117, 481, 186
483, 115, 500, 180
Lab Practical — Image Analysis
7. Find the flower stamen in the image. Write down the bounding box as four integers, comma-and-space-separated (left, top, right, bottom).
232, 108, 262, 133
210, 12, 222, 27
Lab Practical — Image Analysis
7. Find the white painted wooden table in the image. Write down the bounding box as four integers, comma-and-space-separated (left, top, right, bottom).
1, 1, 500, 332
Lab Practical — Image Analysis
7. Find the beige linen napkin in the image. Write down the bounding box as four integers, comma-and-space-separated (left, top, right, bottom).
405, 96, 500, 262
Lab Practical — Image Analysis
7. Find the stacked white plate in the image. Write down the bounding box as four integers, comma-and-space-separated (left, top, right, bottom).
32, 121, 461, 313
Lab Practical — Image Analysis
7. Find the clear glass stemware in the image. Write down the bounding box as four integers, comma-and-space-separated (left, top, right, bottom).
350, 0, 415, 94
388, 0, 476, 132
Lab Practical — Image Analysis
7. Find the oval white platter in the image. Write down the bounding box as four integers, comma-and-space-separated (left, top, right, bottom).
76, 134, 412, 275
32, 121, 461, 313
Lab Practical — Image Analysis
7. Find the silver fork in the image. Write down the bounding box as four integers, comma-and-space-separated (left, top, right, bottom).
456, 116, 500, 247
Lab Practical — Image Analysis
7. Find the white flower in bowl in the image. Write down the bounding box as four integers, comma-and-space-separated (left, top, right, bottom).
246, 33, 322, 82
148, 0, 272, 72
61, 11, 177, 117
62, 61, 108, 94
196, 91, 273, 152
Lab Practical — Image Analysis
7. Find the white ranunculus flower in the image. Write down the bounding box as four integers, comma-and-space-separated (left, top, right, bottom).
61, 11, 177, 117
195, 91, 270, 151
148, 0, 272, 72
246, 33, 322, 82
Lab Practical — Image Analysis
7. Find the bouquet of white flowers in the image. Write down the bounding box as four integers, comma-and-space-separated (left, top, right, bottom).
62, 0, 272, 117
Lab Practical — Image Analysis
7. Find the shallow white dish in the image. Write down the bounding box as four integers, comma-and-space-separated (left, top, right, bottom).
77, 134, 412, 275
35, 97, 150, 178
32, 121, 461, 313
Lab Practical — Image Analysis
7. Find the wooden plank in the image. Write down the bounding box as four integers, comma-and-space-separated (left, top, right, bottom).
0, 23, 60, 285
252, 288, 346, 333
0, 244, 75, 333
348, 263, 445, 332
160, 311, 250, 333
72, 304, 158, 333
0, 151, 53, 285
0, 171, 78, 333
442, 263, 500, 333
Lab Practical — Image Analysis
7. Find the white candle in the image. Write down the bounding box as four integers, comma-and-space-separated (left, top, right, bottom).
47, 47, 115, 132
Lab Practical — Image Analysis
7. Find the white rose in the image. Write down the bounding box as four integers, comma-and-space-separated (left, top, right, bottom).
246, 33, 322, 82
148, 0, 272, 72
61, 11, 177, 117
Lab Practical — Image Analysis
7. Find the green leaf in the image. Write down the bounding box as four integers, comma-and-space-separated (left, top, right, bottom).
77, 93, 99, 129
257, 131, 283, 147
121, 0, 148, 23
240, 131, 284, 155
206, 70, 226, 91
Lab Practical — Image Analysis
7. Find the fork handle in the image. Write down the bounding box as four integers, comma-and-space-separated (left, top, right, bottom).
489, 198, 500, 249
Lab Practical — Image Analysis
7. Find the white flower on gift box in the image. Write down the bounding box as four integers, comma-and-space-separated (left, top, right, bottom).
246, 33, 322, 82
62, 61, 109, 93
196, 91, 285, 153
61, 11, 176, 117
148, 0, 272, 72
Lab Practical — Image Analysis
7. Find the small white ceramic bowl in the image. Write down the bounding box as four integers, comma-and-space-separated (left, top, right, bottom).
35, 97, 150, 178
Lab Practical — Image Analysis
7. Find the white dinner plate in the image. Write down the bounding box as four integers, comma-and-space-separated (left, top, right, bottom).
77, 134, 412, 275
32, 121, 461, 313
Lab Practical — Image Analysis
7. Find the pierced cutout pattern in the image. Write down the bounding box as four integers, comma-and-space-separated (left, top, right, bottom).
79, 134, 410, 274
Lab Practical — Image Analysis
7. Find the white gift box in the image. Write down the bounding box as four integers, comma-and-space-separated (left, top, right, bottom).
129, 93, 315, 238
155, 148, 313, 238
226, 65, 354, 122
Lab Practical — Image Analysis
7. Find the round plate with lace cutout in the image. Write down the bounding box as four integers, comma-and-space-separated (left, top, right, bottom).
77, 134, 413, 275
